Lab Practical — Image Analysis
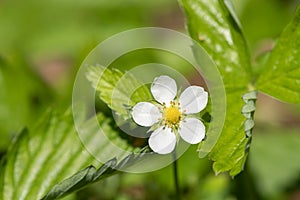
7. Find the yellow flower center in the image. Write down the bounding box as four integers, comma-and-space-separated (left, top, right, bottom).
165, 107, 181, 124
163, 101, 182, 128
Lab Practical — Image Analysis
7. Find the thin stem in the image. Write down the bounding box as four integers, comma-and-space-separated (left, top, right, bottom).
173, 151, 181, 200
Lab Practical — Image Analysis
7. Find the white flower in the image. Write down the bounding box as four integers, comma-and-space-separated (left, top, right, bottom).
132, 75, 208, 154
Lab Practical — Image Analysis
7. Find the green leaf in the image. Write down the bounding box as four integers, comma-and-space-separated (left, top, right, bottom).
180, 0, 252, 89
86, 65, 152, 119
0, 109, 136, 200
180, 0, 252, 176
256, 5, 300, 104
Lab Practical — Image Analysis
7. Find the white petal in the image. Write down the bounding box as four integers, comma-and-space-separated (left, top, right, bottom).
132, 102, 161, 127
149, 127, 176, 154
179, 118, 205, 144
151, 75, 177, 104
179, 86, 208, 114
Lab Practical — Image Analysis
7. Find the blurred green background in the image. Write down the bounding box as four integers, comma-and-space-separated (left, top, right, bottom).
1, 0, 300, 199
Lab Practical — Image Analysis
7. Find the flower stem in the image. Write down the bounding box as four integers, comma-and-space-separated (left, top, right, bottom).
173, 151, 181, 200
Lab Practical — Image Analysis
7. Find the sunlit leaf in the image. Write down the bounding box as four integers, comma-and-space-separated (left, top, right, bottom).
256, 5, 300, 104
0, 110, 137, 200
86, 65, 152, 119
181, 0, 251, 89
180, 0, 252, 176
